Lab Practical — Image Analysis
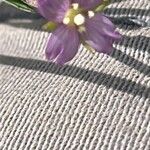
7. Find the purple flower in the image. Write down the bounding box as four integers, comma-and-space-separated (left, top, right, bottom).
37, 0, 121, 65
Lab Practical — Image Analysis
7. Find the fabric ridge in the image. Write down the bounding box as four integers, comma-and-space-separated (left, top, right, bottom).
0, 0, 150, 150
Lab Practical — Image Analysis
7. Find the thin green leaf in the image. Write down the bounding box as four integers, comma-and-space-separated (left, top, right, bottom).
4, 0, 35, 12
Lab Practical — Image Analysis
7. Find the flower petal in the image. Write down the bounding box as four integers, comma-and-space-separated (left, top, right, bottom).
81, 13, 122, 54
72, 0, 102, 10
37, 0, 70, 22
46, 25, 80, 65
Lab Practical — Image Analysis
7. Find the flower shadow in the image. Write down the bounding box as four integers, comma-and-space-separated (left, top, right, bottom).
0, 54, 149, 99
111, 48, 150, 76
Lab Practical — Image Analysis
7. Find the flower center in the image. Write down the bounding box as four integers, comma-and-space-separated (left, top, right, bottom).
63, 3, 95, 26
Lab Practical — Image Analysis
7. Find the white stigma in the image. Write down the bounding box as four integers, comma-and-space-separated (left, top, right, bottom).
63, 17, 70, 25
88, 11, 95, 18
72, 3, 79, 10
74, 14, 85, 26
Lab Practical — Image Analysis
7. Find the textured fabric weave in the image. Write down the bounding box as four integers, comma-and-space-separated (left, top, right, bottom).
0, 0, 150, 150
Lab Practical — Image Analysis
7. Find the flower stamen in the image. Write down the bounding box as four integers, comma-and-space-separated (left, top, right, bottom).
74, 14, 85, 26
63, 3, 85, 26
88, 11, 95, 18
63, 17, 70, 25
72, 3, 79, 10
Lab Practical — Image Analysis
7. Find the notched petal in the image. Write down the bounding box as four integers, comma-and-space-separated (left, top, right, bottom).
46, 25, 80, 65
81, 13, 122, 54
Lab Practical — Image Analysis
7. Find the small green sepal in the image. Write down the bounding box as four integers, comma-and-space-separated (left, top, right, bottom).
42, 22, 58, 32
95, 0, 111, 12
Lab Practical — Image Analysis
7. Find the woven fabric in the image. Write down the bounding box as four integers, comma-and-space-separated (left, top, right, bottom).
0, 1, 150, 150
